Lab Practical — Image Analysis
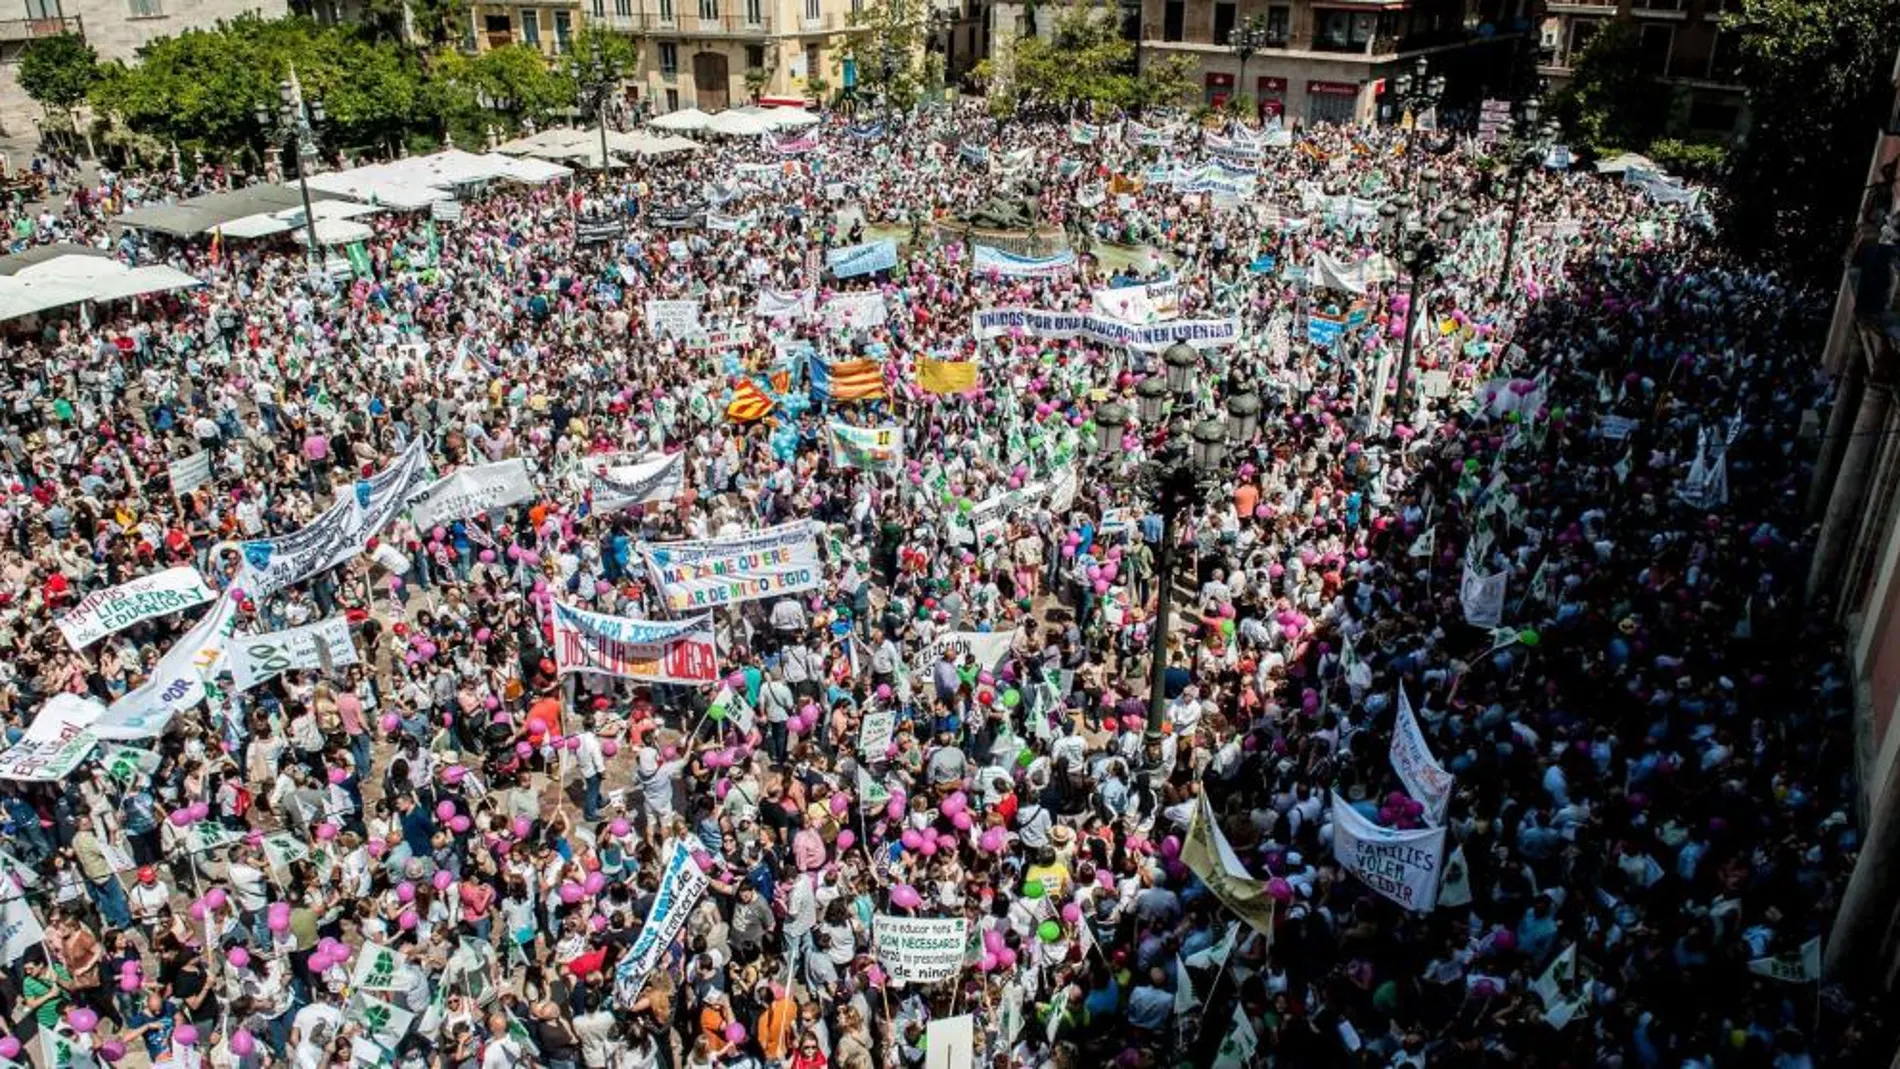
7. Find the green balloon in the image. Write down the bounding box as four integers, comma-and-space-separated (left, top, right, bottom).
1464, 459, 1480, 474
1002, 689, 1021, 708
959, 498, 974, 514
1220, 619, 1236, 636
708, 704, 728, 721
1518, 628, 1541, 647
1038, 920, 1062, 943
1023, 879, 1046, 899
1016, 750, 1034, 768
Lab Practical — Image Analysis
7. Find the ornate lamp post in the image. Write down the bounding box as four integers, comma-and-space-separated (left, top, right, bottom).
1494, 95, 1560, 299
575, 37, 628, 173
1097, 343, 1232, 754
1390, 55, 1445, 183
1377, 169, 1473, 428
256, 75, 325, 263
1228, 14, 1273, 112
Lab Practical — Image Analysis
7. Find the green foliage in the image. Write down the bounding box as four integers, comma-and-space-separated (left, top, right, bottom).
355, 0, 469, 49
1552, 20, 1660, 155
17, 33, 97, 116
1644, 137, 1729, 178
427, 44, 577, 146
989, 1, 1190, 113
558, 26, 639, 88
843, 0, 929, 109
1721, 0, 1900, 285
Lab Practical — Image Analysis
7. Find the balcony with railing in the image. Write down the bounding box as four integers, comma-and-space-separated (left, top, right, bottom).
0, 15, 80, 42
635, 10, 774, 34
1546, 0, 1616, 11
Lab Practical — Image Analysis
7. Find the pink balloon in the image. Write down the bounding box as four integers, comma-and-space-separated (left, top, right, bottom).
512, 817, 533, 839
67, 1007, 98, 1033
397, 910, 418, 931
98, 1040, 126, 1063
315, 822, 338, 841
526, 717, 549, 736
396, 881, 416, 903
601, 739, 620, 758
610, 818, 631, 837
836, 829, 856, 851
952, 810, 973, 830
724, 1022, 747, 1044
891, 884, 923, 910
901, 829, 923, 851
381, 713, 401, 733
584, 872, 607, 895
830, 794, 849, 816
226, 945, 251, 969
450, 814, 472, 833
174, 1024, 199, 1047
559, 882, 584, 904
231, 1031, 257, 1057
204, 888, 227, 911
433, 870, 454, 891
328, 766, 350, 784
436, 800, 457, 821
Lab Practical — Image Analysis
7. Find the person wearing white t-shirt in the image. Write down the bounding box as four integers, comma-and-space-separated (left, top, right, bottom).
289, 999, 345, 1069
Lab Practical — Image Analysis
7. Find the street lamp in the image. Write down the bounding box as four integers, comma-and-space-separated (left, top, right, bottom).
1093, 346, 1230, 755
1377, 169, 1473, 428
1494, 95, 1561, 299
575, 38, 628, 174
1228, 14, 1273, 112
256, 75, 325, 263
1390, 55, 1446, 184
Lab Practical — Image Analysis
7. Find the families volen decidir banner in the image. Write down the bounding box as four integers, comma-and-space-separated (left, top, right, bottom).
641, 522, 823, 612
1330, 792, 1450, 911
550, 602, 720, 684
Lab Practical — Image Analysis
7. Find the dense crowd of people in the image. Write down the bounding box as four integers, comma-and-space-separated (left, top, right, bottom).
0, 98, 1877, 1069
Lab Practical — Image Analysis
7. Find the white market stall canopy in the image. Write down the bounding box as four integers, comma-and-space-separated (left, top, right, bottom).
649, 107, 711, 132
496, 127, 700, 166
303, 149, 574, 208
705, 109, 775, 137
763, 106, 821, 129
0, 255, 201, 321
298, 216, 376, 247
219, 200, 385, 240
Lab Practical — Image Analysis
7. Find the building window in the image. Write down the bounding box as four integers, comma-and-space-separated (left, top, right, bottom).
1688, 94, 1739, 133
1212, 1, 1234, 43
745, 0, 762, 23
699, 0, 717, 19
660, 42, 679, 74
591, 0, 603, 18
126, 0, 162, 17
1162, 0, 1183, 41
616, 0, 632, 14
24, 0, 56, 16
1639, 23, 1671, 75
1707, 29, 1740, 82
1567, 19, 1599, 62
805, 0, 819, 21
554, 10, 572, 50
850, 0, 861, 15
1267, 4, 1288, 40
666, 88, 680, 110
1314, 9, 1374, 49
745, 44, 765, 69
659, 0, 674, 20
519, 9, 539, 44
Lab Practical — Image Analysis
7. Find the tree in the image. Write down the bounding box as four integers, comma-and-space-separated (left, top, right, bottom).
980, 0, 1188, 114
1722, 0, 1900, 286
1551, 20, 1659, 154
17, 33, 98, 122
351, 0, 470, 49
842, 0, 929, 110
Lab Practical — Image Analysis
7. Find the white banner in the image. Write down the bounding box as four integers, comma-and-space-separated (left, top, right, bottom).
1330, 792, 1449, 912
550, 603, 720, 684
873, 915, 968, 984
1459, 565, 1509, 629
228, 617, 359, 692
641, 522, 822, 612
588, 453, 686, 514
754, 287, 816, 321
972, 246, 1077, 278
55, 566, 216, 650
0, 693, 103, 782
822, 291, 889, 330
971, 308, 1240, 352
614, 843, 712, 1005
828, 423, 903, 472
914, 631, 1017, 676
407, 458, 537, 530
95, 587, 243, 740
168, 451, 213, 495
1092, 281, 1181, 325
237, 440, 434, 601
0, 893, 42, 966
1747, 937, 1822, 983
644, 299, 702, 338
1389, 686, 1453, 825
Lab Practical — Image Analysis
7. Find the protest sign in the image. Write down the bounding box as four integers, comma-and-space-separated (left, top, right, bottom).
858, 708, 895, 757
407, 458, 537, 529
829, 423, 903, 472
642, 522, 823, 612
913, 631, 1018, 676
1389, 685, 1454, 825
95, 587, 243, 740
0, 893, 42, 967
754, 287, 815, 321
1747, 937, 1822, 983
551, 603, 720, 684
615, 843, 712, 1004
644, 300, 702, 338
924, 1015, 976, 1069
973, 246, 1077, 278
1330, 792, 1449, 911
100, 743, 161, 786
821, 292, 889, 330
0, 694, 103, 782
168, 451, 212, 495
350, 992, 417, 1053
827, 239, 898, 279
971, 308, 1239, 352
352, 941, 407, 992
229, 617, 359, 692
1459, 565, 1509, 628
873, 915, 969, 983
55, 566, 216, 650
588, 453, 686, 513
1092, 280, 1181, 324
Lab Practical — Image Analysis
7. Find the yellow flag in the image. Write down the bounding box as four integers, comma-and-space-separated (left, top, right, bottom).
1182, 794, 1278, 939
917, 358, 978, 395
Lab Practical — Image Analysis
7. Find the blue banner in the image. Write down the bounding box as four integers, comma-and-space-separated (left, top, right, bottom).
972, 245, 1077, 278
1307, 312, 1346, 348
827, 239, 899, 279
847, 122, 886, 140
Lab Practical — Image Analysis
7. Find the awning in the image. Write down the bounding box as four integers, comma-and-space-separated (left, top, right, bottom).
116, 183, 345, 238
0, 255, 202, 320
649, 107, 712, 132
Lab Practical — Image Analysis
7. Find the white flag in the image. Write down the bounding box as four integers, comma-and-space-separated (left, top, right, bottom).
1746, 937, 1822, 984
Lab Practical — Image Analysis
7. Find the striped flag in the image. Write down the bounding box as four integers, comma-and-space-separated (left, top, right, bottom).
727, 378, 775, 422
811, 358, 886, 403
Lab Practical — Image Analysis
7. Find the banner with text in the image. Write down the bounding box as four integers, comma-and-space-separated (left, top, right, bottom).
589, 452, 686, 514
827, 239, 899, 279
615, 843, 712, 1005
874, 915, 969, 984
551, 602, 719, 684
641, 522, 823, 612
229, 617, 359, 692
1331, 792, 1449, 912
971, 308, 1240, 352
829, 423, 904, 473
1389, 685, 1454, 825
0, 694, 103, 782
238, 440, 434, 601
973, 246, 1077, 278
55, 566, 216, 650
407, 458, 537, 529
